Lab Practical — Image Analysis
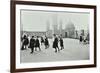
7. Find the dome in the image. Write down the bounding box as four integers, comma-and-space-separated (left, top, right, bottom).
65, 22, 75, 30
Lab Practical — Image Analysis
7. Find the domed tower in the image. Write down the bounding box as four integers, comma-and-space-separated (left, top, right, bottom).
59, 20, 63, 34
65, 22, 75, 38
52, 13, 59, 35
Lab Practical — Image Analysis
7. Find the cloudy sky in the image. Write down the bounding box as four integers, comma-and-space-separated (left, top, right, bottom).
21, 10, 90, 32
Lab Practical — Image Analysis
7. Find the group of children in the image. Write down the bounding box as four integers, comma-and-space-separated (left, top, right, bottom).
21, 34, 64, 53
52, 34, 64, 52
79, 33, 89, 44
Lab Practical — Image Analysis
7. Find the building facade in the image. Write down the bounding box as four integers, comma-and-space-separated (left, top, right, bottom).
46, 20, 76, 38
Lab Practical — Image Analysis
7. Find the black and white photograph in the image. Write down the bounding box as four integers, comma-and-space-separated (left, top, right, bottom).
11, 1, 96, 72
20, 9, 90, 63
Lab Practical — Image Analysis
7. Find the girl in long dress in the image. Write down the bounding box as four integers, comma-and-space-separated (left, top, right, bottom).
34, 36, 41, 51
41, 36, 44, 45
59, 36, 64, 50
52, 34, 60, 52
29, 36, 35, 53
44, 36, 49, 49
21, 34, 29, 50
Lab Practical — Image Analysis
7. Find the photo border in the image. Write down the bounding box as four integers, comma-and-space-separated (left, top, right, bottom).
10, 0, 97, 73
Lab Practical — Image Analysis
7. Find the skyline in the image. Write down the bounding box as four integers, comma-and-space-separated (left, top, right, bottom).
21, 10, 89, 32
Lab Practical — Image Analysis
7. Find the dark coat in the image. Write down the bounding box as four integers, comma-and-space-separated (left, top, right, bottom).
41, 37, 44, 43
30, 38, 35, 48
53, 37, 58, 48
23, 37, 29, 46
60, 38, 64, 47
44, 38, 49, 46
80, 35, 83, 42
34, 39, 40, 47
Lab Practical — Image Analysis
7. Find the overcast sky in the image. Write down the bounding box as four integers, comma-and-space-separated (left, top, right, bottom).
21, 10, 90, 32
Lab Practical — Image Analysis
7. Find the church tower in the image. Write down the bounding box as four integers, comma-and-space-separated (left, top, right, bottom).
52, 13, 58, 35
46, 20, 52, 38
59, 20, 63, 34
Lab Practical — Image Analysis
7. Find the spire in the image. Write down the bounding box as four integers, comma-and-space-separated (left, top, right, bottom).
59, 20, 63, 34
52, 13, 58, 34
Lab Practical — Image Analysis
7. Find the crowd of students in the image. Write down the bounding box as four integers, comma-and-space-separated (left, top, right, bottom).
79, 33, 89, 44
21, 32, 89, 54
21, 34, 64, 53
